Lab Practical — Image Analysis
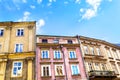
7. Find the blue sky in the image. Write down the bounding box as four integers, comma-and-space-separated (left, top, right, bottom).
0, 0, 120, 43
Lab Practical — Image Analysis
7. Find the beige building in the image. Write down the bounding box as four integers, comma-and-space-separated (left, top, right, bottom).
0, 21, 36, 80
79, 36, 120, 80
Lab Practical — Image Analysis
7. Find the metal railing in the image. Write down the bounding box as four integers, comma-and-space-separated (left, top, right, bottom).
89, 70, 116, 77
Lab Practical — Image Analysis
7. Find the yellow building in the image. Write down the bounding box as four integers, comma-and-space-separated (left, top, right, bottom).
79, 36, 120, 80
0, 21, 36, 80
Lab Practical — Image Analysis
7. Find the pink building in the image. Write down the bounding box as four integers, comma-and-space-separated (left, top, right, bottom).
36, 35, 87, 80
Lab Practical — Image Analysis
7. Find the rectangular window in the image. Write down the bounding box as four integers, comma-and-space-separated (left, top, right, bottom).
41, 50, 49, 59
17, 29, 24, 36
53, 39, 59, 43
42, 39, 48, 43
41, 65, 51, 76
111, 64, 118, 74
90, 47, 95, 55
15, 44, 23, 52
83, 46, 88, 54
96, 48, 101, 55
54, 50, 61, 59
68, 40, 73, 44
101, 64, 107, 71
71, 65, 80, 75
12, 61, 22, 77
69, 51, 76, 59
88, 63, 93, 71
107, 49, 112, 57
55, 65, 64, 76
0, 29, 4, 36
95, 63, 100, 70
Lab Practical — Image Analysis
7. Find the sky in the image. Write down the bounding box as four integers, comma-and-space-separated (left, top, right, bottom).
0, 0, 120, 43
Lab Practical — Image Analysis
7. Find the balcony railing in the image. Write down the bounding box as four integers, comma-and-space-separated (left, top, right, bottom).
89, 70, 116, 77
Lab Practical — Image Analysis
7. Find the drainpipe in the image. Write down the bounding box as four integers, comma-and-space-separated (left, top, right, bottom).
60, 45, 68, 80
76, 35, 89, 80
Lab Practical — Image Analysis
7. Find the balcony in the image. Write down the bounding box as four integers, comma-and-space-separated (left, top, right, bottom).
89, 70, 116, 78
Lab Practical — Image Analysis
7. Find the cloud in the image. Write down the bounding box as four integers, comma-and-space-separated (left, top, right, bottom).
36, 19, 45, 34
13, 0, 27, 3
30, 5, 35, 9
81, 0, 102, 20
49, 0, 56, 3
64, 1, 69, 5
75, 0, 81, 4
37, 0, 42, 4
18, 11, 31, 21
108, 0, 112, 2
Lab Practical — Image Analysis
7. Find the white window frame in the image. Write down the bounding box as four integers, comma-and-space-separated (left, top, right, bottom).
55, 64, 64, 76
71, 64, 80, 75
83, 46, 88, 54
0, 28, 4, 36
41, 50, 49, 59
41, 65, 51, 76
16, 28, 24, 36
90, 47, 95, 55
96, 48, 101, 55
11, 61, 23, 77
107, 49, 112, 57
54, 50, 61, 59
69, 51, 76, 59
14, 44, 23, 52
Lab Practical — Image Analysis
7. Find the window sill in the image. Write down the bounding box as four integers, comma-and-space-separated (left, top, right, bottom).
55, 75, 65, 77
41, 58, 50, 60
69, 58, 77, 60
109, 57, 114, 59
41, 76, 51, 78
54, 58, 62, 60
11, 75, 22, 78
72, 74, 80, 76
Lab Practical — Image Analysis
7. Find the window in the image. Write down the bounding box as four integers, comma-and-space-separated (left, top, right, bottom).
41, 65, 51, 76
15, 44, 23, 52
53, 39, 59, 43
90, 47, 95, 55
71, 65, 80, 75
107, 49, 112, 57
114, 51, 119, 59
68, 40, 73, 44
54, 50, 61, 59
83, 46, 88, 54
55, 65, 64, 76
95, 63, 100, 70
42, 39, 48, 43
0, 44, 1, 52
41, 50, 49, 59
101, 64, 106, 71
88, 63, 93, 71
17, 29, 24, 36
96, 48, 101, 55
69, 51, 76, 59
12, 61, 22, 77
0, 29, 4, 36
111, 64, 118, 74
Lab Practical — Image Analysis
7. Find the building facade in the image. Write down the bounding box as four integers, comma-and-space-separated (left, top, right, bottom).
79, 36, 120, 80
0, 21, 36, 80
36, 35, 87, 80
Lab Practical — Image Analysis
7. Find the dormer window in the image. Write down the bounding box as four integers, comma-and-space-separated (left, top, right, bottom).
42, 39, 48, 43
68, 40, 73, 44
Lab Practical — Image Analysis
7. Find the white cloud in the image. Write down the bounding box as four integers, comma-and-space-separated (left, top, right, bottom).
75, 0, 81, 4
49, 0, 56, 2
108, 0, 112, 2
18, 11, 31, 21
81, 0, 102, 20
82, 9, 96, 19
37, 0, 42, 4
80, 8, 84, 13
30, 5, 35, 9
22, 0, 27, 3
36, 19, 45, 34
